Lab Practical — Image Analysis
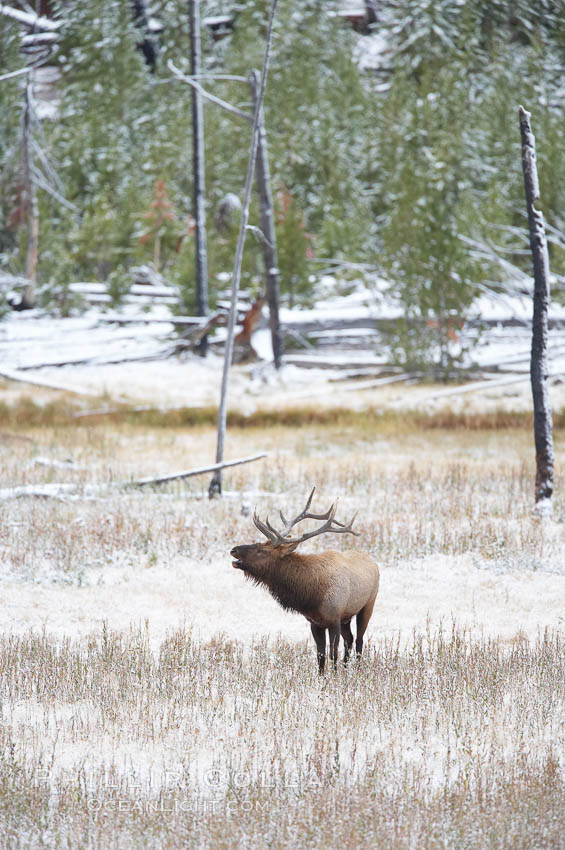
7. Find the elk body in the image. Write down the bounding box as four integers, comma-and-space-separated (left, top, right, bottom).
231, 488, 379, 673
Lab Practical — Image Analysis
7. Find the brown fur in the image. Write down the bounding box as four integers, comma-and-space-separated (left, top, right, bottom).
230, 540, 380, 673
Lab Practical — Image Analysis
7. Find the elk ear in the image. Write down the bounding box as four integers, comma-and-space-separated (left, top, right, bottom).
276, 541, 300, 555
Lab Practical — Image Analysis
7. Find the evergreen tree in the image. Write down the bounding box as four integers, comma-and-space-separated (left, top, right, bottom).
375, 0, 565, 365
47, 0, 154, 279
378, 63, 478, 368
2, 0, 565, 364
0, 18, 27, 269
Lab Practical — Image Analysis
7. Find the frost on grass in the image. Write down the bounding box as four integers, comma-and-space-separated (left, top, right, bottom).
1, 378, 565, 845
0, 626, 564, 849
1, 424, 565, 643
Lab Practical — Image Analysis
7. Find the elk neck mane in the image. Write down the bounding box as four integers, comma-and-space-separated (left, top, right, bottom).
244, 550, 331, 614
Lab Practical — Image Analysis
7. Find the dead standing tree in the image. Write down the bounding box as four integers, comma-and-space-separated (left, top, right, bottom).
250, 68, 283, 369
208, 0, 279, 498
167, 59, 283, 368
20, 71, 38, 308
189, 0, 209, 356
0, 3, 66, 309
519, 105, 554, 512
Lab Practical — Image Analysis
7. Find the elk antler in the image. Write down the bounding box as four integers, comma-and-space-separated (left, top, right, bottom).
253, 487, 359, 547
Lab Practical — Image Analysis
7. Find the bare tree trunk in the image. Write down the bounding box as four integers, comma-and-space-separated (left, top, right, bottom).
21, 73, 38, 309
519, 105, 554, 510
208, 0, 279, 498
189, 0, 209, 356
250, 69, 283, 369
131, 0, 159, 71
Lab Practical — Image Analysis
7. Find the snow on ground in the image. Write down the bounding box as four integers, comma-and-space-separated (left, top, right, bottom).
0, 551, 563, 648
3, 283, 565, 413
1, 286, 565, 647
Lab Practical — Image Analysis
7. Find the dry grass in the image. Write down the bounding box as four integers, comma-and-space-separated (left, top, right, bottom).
1, 412, 564, 575
3, 391, 565, 432
1, 402, 565, 847
0, 626, 563, 849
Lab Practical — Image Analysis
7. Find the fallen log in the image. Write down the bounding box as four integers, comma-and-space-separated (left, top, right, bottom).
0, 454, 269, 500
0, 4, 61, 31
15, 346, 176, 370
328, 366, 404, 381
477, 341, 565, 372
132, 452, 268, 487
283, 354, 389, 370
0, 483, 98, 501
0, 367, 100, 396
68, 282, 179, 299
286, 373, 417, 401
96, 313, 204, 327
73, 401, 204, 419
427, 374, 531, 400
281, 316, 565, 333
328, 372, 416, 387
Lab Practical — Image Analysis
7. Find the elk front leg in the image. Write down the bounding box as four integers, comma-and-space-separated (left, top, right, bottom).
340, 620, 354, 664
310, 624, 326, 674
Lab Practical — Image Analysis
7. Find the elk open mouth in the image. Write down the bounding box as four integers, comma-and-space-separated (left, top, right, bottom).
230, 547, 243, 569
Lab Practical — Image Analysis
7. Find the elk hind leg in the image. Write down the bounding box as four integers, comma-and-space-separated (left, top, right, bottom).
328, 624, 341, 670
310, 624, 327, 674
340, 620, 354, 664
355, 598, 376, 659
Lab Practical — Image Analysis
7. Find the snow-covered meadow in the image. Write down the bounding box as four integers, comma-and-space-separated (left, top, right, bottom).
1, 301, 565, 848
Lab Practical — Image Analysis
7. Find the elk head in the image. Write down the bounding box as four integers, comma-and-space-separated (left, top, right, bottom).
231, 486, 357, 569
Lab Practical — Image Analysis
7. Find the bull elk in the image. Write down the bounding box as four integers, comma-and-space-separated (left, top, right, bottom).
231, 488, 379, 673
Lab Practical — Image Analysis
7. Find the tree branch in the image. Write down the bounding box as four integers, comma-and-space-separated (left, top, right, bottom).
133, 452, 268, 487
167, 60, 252, 122
0, 3, 60, 30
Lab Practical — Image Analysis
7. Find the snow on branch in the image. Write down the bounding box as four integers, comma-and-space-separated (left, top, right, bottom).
132, 453, 268, 487
167, 60, 252, 122
0, 60, 49, 82
0, 3, 60, 31
459, 234, 533, 294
